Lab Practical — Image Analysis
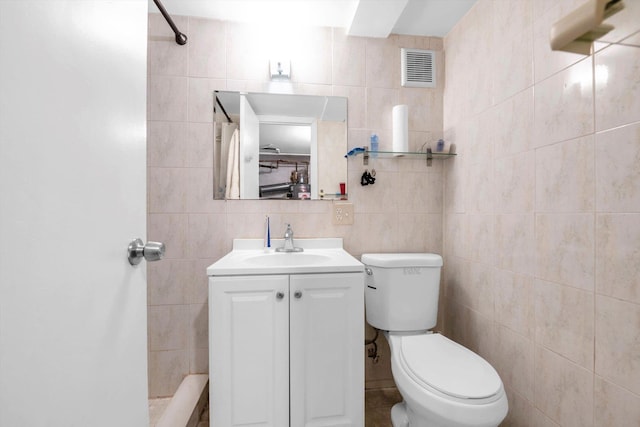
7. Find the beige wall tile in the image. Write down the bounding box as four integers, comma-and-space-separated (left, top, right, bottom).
532, 409, 561, 427
535, 136, 595, 212
147, 121, 188, 167
399, 87, 442, 133
148, 349, 189, 398
148, 14, 188, 76
186, 168, 227, 214
493, 88, 534, 157
190, 347, 209, 374
534, 279, 594, 369
502, 386, 535, 427
187, 213, 228, 259
534, 346, 594, 427
188, 303, 208, 350
467, 214, 494, 265
595, 43, 640, 131
494, 325, 534, 401
148, 168, 188, 213
495, 151, 535, 213
148, 75, 188, 121
187, 17, 226, 79
533, 58, 594, 146
187, 77, 225, 123
396, 213, 442, 254
185, 259, 213, 305
332, 29, 366, 87
288, 27, 333, 85
224, 22, 269, 82
492, 31, 534, 104
443, 151, 467, 214
186, 123, 213, 167
147, 213, 188, 259
397, 171, 442, 213
147, 259, 188, 305
467, 160, 495, 213
445, 213, 469, 259
494, 269, 534, 337
332, 85, 366, 130
531, 0, 589, 83
596, 214, 640, 304
494, 214, 535, 276
595, 122, 640, 212
535, 214, 594, 291
365, 87, 399, 131
365, 37, 399, 89
595, 295, 640, 395
467, 262, 494, 318
444, 0, 640, 425
462, 308, 496, 364
594, 376, 640, 427
148, 305, 189, 351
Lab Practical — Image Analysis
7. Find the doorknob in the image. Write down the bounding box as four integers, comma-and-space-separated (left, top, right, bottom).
128, 238, 166, 265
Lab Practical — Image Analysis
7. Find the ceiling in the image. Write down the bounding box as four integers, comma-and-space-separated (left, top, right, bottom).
152, 0, 478, 38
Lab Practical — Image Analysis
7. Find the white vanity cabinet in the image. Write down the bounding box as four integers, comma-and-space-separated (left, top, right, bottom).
210, 272, 364, 427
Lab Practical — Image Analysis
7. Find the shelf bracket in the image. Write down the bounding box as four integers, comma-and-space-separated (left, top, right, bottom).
426, 147, 433, 167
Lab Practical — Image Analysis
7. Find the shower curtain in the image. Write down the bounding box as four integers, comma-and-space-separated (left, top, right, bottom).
213, 121, 239, 199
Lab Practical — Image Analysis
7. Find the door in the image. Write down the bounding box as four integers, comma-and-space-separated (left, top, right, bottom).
290, 273, 364, 427
0, 1, 149, 426
239, 94, 260, 198
210, 275, 290, 426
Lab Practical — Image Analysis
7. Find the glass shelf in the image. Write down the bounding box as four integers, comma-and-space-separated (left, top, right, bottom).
345, 147, 456, 166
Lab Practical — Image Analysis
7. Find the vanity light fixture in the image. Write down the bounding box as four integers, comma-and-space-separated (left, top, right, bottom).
270, 59, 291, 80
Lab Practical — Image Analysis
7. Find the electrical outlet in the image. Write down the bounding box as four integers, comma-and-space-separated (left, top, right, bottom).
333, 202, 354, 225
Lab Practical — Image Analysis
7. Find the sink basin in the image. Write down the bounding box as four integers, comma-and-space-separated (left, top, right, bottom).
207, 238, 363, 276
246, 253, 332, 267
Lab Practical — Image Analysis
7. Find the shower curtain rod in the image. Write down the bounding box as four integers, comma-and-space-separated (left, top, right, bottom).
215, 95, 233, 123
153, 0, 187, 45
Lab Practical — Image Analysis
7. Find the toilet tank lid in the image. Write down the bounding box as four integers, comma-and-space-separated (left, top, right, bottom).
361, 253, 443, 268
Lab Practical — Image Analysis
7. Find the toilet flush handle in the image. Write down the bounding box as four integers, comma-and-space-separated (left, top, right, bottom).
365, 267, 373, 275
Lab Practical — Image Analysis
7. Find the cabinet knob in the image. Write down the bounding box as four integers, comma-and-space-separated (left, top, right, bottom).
276, 291, 285, 300
294, 290, 302, 299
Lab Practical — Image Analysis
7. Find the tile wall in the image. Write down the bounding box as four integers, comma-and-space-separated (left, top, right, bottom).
146, 14, 445, 397
443, 0, 640, 425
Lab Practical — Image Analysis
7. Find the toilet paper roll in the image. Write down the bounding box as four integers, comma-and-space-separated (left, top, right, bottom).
392, 104, 408, 156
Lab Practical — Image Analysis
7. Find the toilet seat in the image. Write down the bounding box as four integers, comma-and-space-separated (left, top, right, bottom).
398, 333, 502, 401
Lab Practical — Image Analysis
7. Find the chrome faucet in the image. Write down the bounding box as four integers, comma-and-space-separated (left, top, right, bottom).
276, 224, 303, 252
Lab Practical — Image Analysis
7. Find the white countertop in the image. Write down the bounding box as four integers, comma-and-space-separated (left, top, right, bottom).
207, 238, 364, 276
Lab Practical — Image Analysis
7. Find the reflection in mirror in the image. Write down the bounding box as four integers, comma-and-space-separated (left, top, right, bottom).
213, 91, 348, 200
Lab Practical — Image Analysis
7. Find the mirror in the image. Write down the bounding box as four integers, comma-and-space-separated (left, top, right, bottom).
213, 91, 348, 200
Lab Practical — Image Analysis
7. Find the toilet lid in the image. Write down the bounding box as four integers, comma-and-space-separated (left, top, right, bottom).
399, 334, 502, 400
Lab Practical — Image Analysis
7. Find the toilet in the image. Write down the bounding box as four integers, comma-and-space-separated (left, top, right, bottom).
362, 253, 508, 427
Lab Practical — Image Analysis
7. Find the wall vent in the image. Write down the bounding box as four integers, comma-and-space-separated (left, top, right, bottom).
401, 48, 435, 88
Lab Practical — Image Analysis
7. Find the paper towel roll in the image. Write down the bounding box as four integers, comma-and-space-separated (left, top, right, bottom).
392, 104, 408, 156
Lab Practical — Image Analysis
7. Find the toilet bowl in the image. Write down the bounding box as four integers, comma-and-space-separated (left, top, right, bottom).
386, 332, 507, 427
361, 253, 508, 427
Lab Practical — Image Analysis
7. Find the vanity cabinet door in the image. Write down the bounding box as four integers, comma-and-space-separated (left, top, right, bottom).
210, 275, 290, 427
289, 273, 364, 427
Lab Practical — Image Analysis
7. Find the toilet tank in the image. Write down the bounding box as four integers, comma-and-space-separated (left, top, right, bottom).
362, 253, 443, 332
